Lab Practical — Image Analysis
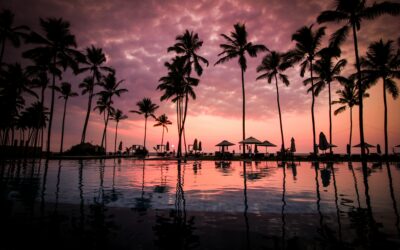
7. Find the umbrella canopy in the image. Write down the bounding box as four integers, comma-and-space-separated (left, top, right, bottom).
318, 132, 329, 151
395, 145, 400, 148
216, 140, 235, 147
376, 144, 381, 154
239, 136, 262, 144
353, 142, 376, 148
193, 139, 198, 151
258, 140, 277, 147
290, 137, 296, 153
166, 141, 170, 151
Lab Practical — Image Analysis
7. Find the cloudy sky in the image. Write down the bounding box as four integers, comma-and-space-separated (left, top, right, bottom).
4, 0, 400, 153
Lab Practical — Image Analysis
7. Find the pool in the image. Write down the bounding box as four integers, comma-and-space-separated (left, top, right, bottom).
0, 159, 399, 249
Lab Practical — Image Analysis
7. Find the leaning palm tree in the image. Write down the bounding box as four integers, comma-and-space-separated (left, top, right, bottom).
23, 18, 85, 156
130, 98, 159, 150
0, 9, 29, 64
317, 0, 400, 159
304, 48, 347, 153
154, 114, 172, 152
286, 25, 326, 155
55, 82, 78, 154
168, 30, 208, 153
360, 39, 399, 157
79, 46, 113, 143
256, 51, 292, 154
332, 77, 368, 155
215, 23, 268, 155
110, 109, 128, 154
94, 93, 114, 153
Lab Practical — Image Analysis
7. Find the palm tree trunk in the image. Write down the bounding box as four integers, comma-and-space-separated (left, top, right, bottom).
182, 93, 189, 155
0, 37, 5, 64
59, 98, 68, 154
40, 86, 45, 150
81, 89, 94, 144
310, 59, 317, 155
352, 23, 366, 159
241, 67, 246, 156
274, 75, 285, 154
144, 116, 147, 149
114, 121, 118, 154
328, 81, 333, 154
161, 126, 165, 152
46, 55, 57, 157
349, 107, 353, 156
176, 101, 181, 158
383, 78, 388, 157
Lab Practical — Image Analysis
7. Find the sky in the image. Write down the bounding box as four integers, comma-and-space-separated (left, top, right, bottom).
4, 0, 400, 153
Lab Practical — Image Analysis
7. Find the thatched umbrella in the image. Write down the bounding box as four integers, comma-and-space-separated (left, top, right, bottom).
258, 140, 277, 153
216, 140, 235, 153
239, 136, 262, 153
290, 137, 296, 153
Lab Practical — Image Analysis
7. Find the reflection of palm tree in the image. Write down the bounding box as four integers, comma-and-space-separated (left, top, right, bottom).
130, 98, 159, 150
154, 114, 172, 152
134, 161, 152, 212
78, 160, 85, 230
0, 9, 29, 64
329, 163, 342, 241
317, 0, 400, 159
313, 162, 324, 233
242, 161, 251, 249
348, 162, 361, 208
55, 82, 78, 154
385, 162, 400, 236
80, 46, 114, 143
215, 23, 268, 155
287, 25, 326, 154
281, 163, 287, 249
304, 49, 347, 153
256, 51, 292, 153
332, 77, 368, 155
23, 18, 85, 156
360, 40, 399, 157
110, 109, 127, 154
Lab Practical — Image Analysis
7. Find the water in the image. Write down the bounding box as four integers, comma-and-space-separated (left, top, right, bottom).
0, 159, 399, 249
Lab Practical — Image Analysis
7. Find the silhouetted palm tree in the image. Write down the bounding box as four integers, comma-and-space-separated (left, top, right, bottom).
130, 98, 159, 150
168, 30, 208, 153
287, 25, 326, 154
0, 9, 29, 64
23, 18, 85, 156
256, 51, 292, 154
215, 23, 268, 155
18, 101, 48, 148
304, 48, 347, 153
94, 93, 114, 153
79, 46, 113, 143
360, 39, 399, 157
54, 82, 78, 154
110, 109, 127, 154
317, 0, 400, 159
96, 72, 127, 152
154, 114, 172, 152
332, 77, 368, 155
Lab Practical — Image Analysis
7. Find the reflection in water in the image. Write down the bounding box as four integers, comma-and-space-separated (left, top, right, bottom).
281, 162, 286, 249
386, 162, 400, 236
330, 162, 342, 242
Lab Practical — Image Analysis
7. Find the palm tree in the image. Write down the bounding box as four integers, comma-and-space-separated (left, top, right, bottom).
97, 72, 127, 152
286, 25, 326, 155
360, 39, 399, 157
154, 114, 172, 152
332, 77, 368, 155
110, 109, 128, 154
256, 51, 292, 154
79, 46, 113, 143
130, 98, 159, 150
55, 82, 78, 154
168, 30, 208, 153
23, 18, 85, 156
304, 48, 347, 153
215, 23, 268, 155
317, 0, 400, 159
0, 9, 29, 64
94, 93, 114, 153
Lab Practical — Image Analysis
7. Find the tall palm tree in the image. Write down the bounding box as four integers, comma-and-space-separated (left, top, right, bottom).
256, 51, 292, 154
23, 18, 85, 156
332, 77, 368, 155
97, 72, 127, 152
360, 39, 399, 157
287, 25, 326, 155
317, 0, 400, 159
110, 109, 128, 154
55, 82, 78, 154
130, 98, 159, 150
79, 46, 113, 143
304, 48, 347, 153
215, 23, 268, 155
18, 101, 48, 149
94, 93, 114, 153
154, 114, 172, 152
0, 9, 29, 64
168, 30, 208, 153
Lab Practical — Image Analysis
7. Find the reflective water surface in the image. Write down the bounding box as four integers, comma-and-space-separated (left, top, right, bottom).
0, 159, 399, 249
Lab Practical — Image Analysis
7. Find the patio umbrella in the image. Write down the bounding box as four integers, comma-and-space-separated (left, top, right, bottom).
318, 132, 330, 151
290, 137, 296, 153
198, 141, 202, 152
258, 140, 277, 153
395, 145, 400, 148
193, 139, 198, 152
216, 140, 235, 153
239, 136, 262, 144
377, 144, 381, 154
353, 142, 376, 148
166, 141, 170, 151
